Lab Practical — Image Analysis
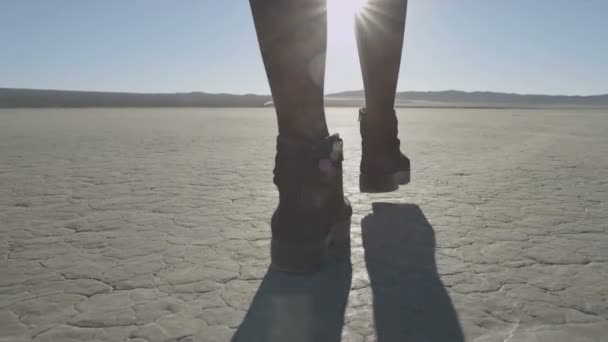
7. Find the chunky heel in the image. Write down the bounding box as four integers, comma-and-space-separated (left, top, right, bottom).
359, 173, 399, 193
270, 237, 330, 274
359, 170, 410, 193
395, 170, 411, 185
270, 217, 352, 274
329, 218, 351, 243
328, 218, 352, 261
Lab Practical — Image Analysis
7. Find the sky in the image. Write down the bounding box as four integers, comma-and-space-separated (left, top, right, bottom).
1, 0, 607, 95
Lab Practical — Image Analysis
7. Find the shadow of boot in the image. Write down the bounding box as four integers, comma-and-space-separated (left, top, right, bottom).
362, 203, 464, 342
233, 242, 352, 342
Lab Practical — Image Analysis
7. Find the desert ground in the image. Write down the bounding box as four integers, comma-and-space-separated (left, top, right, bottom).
1, 108, 607, 341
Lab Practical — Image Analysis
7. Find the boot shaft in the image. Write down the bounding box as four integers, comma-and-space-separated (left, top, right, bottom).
359, 108, 402, 170
359, 107, 399, 147
273, 134, 344, 204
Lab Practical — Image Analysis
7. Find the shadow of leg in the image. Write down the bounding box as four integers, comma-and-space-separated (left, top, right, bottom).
362, 203, 464, 342
232, 245, 352, 342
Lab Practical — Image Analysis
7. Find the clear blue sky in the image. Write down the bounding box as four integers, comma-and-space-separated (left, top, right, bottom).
1, 0, 606, 95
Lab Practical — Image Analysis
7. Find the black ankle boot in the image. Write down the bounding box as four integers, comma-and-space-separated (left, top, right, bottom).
271, 134, 352, 273
359, 108, 411, 193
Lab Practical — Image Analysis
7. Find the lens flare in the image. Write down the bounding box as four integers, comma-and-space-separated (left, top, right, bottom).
329, 0, 368, 20
347, 0, 368, 16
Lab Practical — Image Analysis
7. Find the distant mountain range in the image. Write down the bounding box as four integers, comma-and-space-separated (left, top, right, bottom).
327, 90, 608, 108
1, 88, 607, 109
0, 88, 270, 108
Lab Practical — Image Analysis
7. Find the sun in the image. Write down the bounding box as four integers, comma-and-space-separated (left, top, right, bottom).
328, 0, 368, 22
326, 0, 369, 74
326, 0, 368, 43
344, 0, 368, 16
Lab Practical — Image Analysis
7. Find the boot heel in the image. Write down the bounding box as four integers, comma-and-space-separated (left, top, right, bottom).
359, 170, 410, 193
329, 218, 351, 242
271, 217, 352, 274
395, 170, 411, 185
329, 218, 352, 261
270, 237, 330, 274
359, 173, 399, 193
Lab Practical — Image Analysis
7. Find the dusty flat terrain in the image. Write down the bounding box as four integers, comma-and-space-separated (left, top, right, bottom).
1, 108, 607, 341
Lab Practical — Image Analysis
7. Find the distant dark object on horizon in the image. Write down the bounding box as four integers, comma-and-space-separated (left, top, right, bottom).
1, 88, 607, 109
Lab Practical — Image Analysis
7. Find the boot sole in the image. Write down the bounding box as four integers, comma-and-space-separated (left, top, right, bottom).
359, 170, 410, 193
270, 218, 351, 274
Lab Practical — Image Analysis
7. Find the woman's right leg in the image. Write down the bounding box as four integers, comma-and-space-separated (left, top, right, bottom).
355, 0, 411, 193
250, 0, 351, 273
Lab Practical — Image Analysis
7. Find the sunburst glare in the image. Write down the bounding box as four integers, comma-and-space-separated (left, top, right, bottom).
327, 0, 370, 49
328, 0, 369, 25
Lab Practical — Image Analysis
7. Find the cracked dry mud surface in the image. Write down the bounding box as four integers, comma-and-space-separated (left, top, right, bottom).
1, 108, 607, 341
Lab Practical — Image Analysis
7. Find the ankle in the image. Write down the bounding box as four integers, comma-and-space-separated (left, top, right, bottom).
364, 104, 395, 117
277, 107, 329, 142
359, 107, 397, 126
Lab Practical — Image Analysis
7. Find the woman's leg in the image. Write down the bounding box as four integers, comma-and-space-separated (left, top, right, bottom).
356, 0, 407, 119
250, 0, 351, 273
355, 0, 411, 193
250, 0, 329, 141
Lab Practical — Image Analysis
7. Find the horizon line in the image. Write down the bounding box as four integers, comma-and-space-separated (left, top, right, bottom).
1, 87, 607, 98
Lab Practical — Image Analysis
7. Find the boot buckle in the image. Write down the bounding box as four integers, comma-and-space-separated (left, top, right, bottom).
329, 137, 343, 162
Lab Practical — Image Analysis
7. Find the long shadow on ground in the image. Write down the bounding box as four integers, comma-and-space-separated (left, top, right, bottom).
233, 203, 463, 341
233, 243, 352, 342
362, 202, 464, 341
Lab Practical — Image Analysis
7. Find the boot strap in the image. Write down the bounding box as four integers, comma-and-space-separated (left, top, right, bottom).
275, 134, 343, 162
273, 134, 343, 186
